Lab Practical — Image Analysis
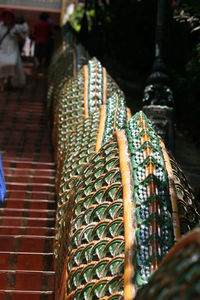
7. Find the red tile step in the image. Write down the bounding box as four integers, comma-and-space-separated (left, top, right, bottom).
4, 168, 56, 178
0, 208, 55, 218
0, 270, 54, 290
1, 217, 55, 228
5, 183, 55, 193
0, 290, 54, 300
0, 236, 53, 253
0, 252, 54, 271
2, 160, 55, 170
6, 190, 55, 201
4, 175, 55, 185
4, 199, 56, 210
0, 226, 54, 236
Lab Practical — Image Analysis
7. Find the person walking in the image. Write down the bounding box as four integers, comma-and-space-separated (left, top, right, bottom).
0, 8, 26, 90
15, 15, 29, 55
34, 12, 52, 67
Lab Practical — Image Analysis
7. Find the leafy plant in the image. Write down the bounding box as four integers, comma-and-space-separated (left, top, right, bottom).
68, 6, 85, 32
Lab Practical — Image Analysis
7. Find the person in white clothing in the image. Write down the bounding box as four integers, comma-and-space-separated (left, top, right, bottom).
0, 9, 26, 91
15, 16, 29, 54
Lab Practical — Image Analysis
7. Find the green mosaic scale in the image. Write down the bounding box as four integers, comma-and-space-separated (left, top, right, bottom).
53, 57, 127, 288
135, 228, 200, 300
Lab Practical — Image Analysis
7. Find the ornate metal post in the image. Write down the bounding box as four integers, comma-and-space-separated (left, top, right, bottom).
143, 0, 174, 150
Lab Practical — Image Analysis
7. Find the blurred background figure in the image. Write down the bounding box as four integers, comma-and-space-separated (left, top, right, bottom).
15, 15, 29, 55
46, 14, 60, 66
63, 0, 76, 24
0, 8, 26, 91
34, 12, 52, 68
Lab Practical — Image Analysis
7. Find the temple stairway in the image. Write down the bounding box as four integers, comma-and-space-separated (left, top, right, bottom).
0, 63, 55, 300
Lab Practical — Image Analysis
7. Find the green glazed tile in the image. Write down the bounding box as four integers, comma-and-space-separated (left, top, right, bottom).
91, 221, 110, 240
90, 203, 110, 222
79, 224, 95, 244
92, 258, 110, 279
90, 240, 108, 261
79, 263, 95, 284
103, 256, 124, 276
89, 278, 109, 299
102, 238, 124, 258
79, 242, 95, 264
103, 219, 123, 238
103, 201, 122, 219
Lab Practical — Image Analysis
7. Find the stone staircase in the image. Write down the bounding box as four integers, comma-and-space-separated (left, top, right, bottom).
0, 65, 55, 300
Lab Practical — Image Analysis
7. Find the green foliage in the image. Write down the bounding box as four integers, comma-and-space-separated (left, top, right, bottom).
68, 6, 84, 32
69, 6, 97, 32
186, 43, 200, 89
172, 1, 200, 140
174, 0, 200, 31
180, 0, 200, 17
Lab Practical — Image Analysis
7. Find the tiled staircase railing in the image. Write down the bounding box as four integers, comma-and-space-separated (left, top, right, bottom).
48, 25, 200, 300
